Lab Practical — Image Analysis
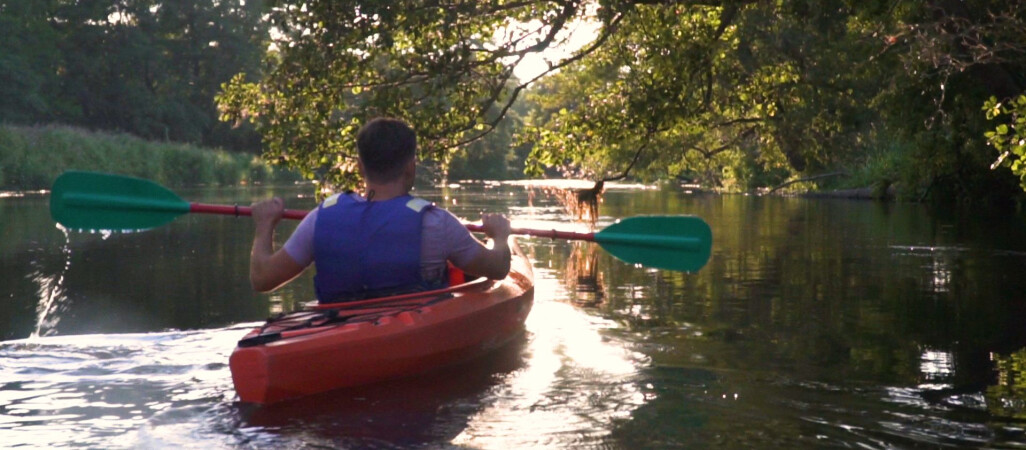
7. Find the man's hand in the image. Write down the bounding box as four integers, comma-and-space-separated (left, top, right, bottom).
251, 197, 285, 232
462, 212, 512, 280
480, 213, 511, 242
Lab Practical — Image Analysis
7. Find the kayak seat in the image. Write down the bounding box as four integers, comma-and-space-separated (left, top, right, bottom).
447, 261, 465, 286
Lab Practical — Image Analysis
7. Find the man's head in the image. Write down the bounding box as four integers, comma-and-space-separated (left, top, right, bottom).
356, 117, 417, 184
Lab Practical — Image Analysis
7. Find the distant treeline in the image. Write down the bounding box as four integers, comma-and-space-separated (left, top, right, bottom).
0, 125, 299, 190
0, 1, 267, 152
0, 0, 524, 189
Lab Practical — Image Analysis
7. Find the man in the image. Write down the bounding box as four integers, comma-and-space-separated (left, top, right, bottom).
248, 117, 512, 301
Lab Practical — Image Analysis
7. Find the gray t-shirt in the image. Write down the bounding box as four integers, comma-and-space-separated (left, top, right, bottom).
283, 193, 482, 283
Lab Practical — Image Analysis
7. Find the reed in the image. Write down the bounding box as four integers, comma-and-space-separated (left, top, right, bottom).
0, 124, 298, 190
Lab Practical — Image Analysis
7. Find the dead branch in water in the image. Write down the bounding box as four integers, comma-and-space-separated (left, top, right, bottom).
766, 171, 848, 195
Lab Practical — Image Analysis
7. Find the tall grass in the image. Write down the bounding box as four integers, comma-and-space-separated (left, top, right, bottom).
824, 139, 918, 199
0, 124, 299, 190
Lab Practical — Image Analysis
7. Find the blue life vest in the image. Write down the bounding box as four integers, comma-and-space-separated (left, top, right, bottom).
313, 193, 434, 302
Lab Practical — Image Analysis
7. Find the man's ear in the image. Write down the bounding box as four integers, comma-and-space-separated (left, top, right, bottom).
403, 157, 416, 179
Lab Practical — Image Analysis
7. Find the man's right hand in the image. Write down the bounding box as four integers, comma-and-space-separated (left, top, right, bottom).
251, 197, 285, 231
463, 213, 512, 280
480, 213, 511, 242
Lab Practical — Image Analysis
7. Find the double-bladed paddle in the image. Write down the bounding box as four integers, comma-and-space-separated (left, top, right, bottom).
50, 171, 712, 272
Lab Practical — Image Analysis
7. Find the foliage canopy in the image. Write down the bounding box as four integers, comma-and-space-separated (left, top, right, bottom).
218, 0, 1025, 200
220, 0, 600, 188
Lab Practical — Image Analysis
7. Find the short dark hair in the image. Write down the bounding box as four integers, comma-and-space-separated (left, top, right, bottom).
356, 117, 417, 183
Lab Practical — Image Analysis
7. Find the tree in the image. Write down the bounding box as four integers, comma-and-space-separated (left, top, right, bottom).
219, 0, 1026, 201
218, 0, 603, 188
0, 0, 269, 151
872, 0, 1026, 201
912, 1, 1026, 197
0, 0, 67, 123
985, 95, 1026, 191
218, 1, 891, 191
446, 102, 530, 181
520, 3, 829, 189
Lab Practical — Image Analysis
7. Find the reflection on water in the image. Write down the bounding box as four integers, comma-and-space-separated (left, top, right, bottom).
987, 349, 1026, 421
0, 327, 244, 448
3, 184, 1026, 447
919, 350, 955, 388
30, 226, 72, 338
889, 245, 962, 294
453, 272, 646, 448
565, 242, 606, 307
239, 335, 529, 447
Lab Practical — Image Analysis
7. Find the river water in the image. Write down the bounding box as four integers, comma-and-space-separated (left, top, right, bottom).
2, 180, 1026, 448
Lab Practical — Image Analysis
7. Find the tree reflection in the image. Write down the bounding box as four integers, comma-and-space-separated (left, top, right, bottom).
530, 182, 603, 228
988, 348, 1026, 420
564, 241, 606, 308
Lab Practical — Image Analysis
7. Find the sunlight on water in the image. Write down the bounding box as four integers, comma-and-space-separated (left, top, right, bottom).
452, 269, 648, 448
0, 326, 256, 448
504, 179, 658, 190
0, 190, 47, 198
72, 228, 142, 236
29, 226, 72, 338
889, 245, 964, 294
919, 350, 954, 390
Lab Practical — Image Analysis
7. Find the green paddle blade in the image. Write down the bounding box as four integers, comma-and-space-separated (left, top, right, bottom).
50, 171, 191, 231
594, 215, 712, 272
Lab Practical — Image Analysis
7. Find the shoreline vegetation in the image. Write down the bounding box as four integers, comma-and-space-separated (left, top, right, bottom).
0, 123, 899, 201
0, 124, 300, 191
0, 123, 957, 204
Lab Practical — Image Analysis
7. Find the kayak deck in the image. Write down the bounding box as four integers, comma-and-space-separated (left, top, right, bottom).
229, 244, 534, 405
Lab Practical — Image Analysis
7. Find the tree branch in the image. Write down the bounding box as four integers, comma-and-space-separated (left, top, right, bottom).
439, 11, 627, 151
681, 126, 756, 158
766, 171, 848, 194
602, 128, 656, 182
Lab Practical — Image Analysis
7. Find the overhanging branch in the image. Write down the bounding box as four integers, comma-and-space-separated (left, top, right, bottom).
441, 11, 627, 151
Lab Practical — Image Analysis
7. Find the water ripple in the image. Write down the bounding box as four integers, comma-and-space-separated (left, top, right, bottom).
0, 327, 246, 448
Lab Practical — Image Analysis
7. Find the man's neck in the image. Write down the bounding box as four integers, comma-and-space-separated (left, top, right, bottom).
363, 181, 409, 201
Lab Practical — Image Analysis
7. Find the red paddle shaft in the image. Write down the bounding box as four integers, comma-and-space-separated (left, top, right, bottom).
189, 202, 308, 220
464, 224, 597, 242
189, 202, 597, 242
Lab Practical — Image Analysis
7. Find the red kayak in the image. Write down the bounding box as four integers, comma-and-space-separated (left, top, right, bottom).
229, 241, 534, 404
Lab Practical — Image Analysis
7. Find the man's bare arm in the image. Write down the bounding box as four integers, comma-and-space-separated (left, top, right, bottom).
250, 198, 307, 292
461, 213, 512, 280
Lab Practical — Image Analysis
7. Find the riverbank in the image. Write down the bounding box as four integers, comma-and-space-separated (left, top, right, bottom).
0, 124, 299, 191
